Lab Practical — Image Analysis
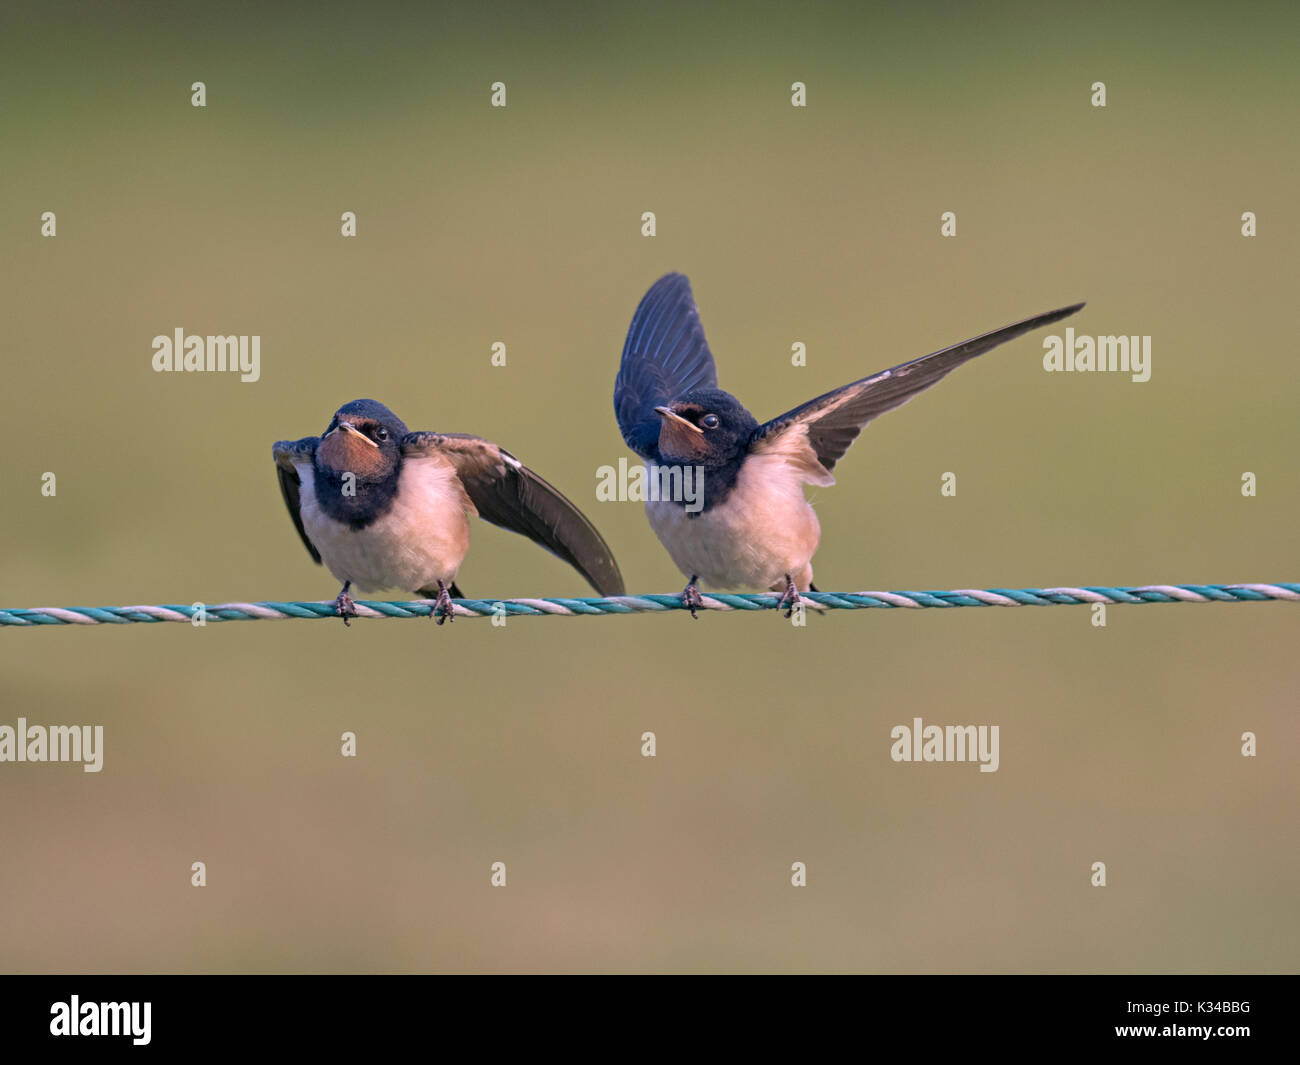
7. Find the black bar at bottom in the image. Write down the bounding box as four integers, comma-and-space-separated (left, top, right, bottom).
0, 975, 1284, 1052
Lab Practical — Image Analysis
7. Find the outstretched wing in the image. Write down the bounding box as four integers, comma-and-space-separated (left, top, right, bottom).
272, 437, 322, 564
402, 432, 625, 597
614, 272, 719, 459
751, 302, 1085, 475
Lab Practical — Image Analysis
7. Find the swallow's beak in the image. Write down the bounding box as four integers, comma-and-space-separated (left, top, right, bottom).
332, 420, 380, 448
654, 406, 704, 435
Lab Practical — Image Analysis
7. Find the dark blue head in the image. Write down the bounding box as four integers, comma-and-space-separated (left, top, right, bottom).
653, 388, 758, 468
314, 399, 409, 526
323, 399, 410, 441
318, 397, 409, 477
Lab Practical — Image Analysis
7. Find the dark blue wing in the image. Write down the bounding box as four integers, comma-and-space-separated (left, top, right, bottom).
272, 437, 322, 564
751, 302, 1085, 472
613, 273, 719, 459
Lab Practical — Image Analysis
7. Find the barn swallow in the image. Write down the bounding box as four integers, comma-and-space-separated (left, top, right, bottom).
614, 274, 1084, 617
274, 399, 624, 624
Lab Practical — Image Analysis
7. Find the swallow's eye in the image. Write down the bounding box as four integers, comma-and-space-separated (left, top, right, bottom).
700, 414, 721, 430
374, 427, 389, 442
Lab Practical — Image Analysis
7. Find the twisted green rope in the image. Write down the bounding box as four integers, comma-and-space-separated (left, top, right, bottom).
1, 583, 1296, 625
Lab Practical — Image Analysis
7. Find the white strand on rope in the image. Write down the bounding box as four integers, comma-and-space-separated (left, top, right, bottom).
1131, 586, 1212, 602
949, 589, 1023, 606
856, 592, 925, 607
1232, 583, 1300, 600
1039, 587, 1111, 603
507, 598, 577, 614
119, 605, 196, 621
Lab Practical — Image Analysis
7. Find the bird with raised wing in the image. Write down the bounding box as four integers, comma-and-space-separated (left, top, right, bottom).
614, 273, 1083, 617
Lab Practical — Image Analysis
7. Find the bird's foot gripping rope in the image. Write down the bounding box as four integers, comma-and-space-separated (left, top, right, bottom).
0, 583, 1296, 626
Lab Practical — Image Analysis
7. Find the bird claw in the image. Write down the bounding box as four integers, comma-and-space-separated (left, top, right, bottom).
432, 582, 455, 625
335, 589, 357, 627
778, 576, 800, 619
682, 578, 705, 619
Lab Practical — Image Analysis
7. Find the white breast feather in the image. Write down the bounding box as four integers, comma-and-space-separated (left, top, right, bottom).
296, 456, 472, 594
645, 432, 825, 591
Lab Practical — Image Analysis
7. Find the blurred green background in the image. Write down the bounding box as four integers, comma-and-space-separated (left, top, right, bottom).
1, 1, 1296, 973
